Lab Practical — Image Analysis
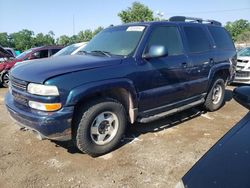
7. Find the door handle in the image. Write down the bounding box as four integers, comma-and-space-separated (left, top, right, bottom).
181, 62, 188, 68
209, 58, 214, 64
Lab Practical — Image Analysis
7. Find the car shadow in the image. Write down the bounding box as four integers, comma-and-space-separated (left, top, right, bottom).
225, 89, 233, 102
52, 106, 207, 155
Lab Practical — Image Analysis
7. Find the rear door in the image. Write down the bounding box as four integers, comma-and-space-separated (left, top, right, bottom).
181, 25, 214, 97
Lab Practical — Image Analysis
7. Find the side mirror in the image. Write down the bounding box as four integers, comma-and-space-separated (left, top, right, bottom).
142, 45, 168, 59
233, 86, 250, 110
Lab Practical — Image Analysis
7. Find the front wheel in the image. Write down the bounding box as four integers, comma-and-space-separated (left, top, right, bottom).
204, 78, 225, 111
2, 72, 10, 88
74, 98, 127, 157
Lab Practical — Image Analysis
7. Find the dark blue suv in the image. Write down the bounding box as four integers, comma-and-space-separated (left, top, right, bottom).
5, 16, 236, 156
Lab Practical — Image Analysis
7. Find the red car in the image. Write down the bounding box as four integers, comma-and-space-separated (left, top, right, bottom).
0, 45, 63, 87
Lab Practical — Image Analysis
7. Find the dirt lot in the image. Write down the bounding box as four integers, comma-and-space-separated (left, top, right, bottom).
0, 86, 248, 188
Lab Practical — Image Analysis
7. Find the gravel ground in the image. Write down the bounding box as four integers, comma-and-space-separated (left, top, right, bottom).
0, 86, 247, 188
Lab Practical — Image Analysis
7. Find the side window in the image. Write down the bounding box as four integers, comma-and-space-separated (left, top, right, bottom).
39, 50, 49, 58
51, 49, 61, 56
208, 26, 235, 50
145, 26, 183, 56
183, 26, 211, 53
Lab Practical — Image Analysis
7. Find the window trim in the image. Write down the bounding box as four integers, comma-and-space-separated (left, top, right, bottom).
142, 25, 185, 57
182, 25, 213, 54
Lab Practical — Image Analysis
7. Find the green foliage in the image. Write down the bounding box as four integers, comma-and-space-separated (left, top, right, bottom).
33, 31, 55, 46
118, 1, 154, 23
237, 31, 250, 43
57, 27, 104, 46
57, 35, 72, 46
10, 29, 34, 51
0, 32, 9, 47
225, 19, 250, 41
78, 29, 93, 42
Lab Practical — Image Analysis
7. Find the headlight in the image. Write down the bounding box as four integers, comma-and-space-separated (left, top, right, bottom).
27, 83, 59, 96
29, 101, 62, 111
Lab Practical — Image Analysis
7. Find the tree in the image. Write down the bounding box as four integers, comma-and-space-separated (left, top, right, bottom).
57, 35, 72, 46
0, 33, 9, 47
10, 29, 34, 51
225, 19, 250, 41
237, 31, 250, 43
93, 26, 104, 36
33, 32, 55, 46
78, 29, 93, 42
118, 2, 154, 23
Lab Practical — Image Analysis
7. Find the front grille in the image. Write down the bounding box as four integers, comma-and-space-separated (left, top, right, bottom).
12, 91, 28, 106
11, 76, 28, 91
237, 65, 244, 69
237, 59, 249, 63
236, 71, 250, 78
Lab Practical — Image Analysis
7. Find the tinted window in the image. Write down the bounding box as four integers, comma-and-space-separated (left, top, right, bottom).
33, 50, 48, 59
183, 26, 211, 53
208, 26, 235, 50
51, 49, 61, 55
146, 26, 183, 56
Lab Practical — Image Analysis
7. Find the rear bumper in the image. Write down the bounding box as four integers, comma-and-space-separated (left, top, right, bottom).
5, 92, 74, 141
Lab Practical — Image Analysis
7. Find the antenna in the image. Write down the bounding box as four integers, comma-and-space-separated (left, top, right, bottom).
73, 15, 75, 35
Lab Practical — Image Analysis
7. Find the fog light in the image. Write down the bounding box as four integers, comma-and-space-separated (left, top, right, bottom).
29, 101, 62, 112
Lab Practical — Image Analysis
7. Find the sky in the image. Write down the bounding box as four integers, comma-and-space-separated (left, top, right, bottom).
0, 0, 250, 37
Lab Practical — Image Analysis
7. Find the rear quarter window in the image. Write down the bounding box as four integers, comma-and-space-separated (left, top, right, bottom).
208, 26, 235, 50
183, 26, 211, 53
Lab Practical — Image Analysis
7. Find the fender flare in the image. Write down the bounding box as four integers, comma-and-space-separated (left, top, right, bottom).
65, 78, 138, 108
207, 62, 230, 89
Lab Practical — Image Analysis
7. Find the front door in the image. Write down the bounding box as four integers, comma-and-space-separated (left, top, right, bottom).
137, 25, 190, 112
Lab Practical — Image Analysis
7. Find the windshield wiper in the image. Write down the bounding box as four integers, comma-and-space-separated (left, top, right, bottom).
77, 50, 89, 55
90, 50, 112, 57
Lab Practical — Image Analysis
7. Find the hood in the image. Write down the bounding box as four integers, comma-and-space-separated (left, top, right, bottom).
0, 46, 14, 58
11, 55, 123, 83
237, 56, 250, 60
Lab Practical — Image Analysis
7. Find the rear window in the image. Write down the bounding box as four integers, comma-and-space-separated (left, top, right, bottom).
183, 26, 211, 53
208, 26, 235, 50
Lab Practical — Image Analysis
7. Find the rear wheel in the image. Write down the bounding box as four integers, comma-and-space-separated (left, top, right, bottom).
204, 78, 225, 111
2, 72, 10, 88
74, 98, 127, 157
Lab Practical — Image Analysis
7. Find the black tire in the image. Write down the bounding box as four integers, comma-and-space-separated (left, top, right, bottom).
74, 98, 127, 157
204, 78, 225, 111
2, 72, 10, 88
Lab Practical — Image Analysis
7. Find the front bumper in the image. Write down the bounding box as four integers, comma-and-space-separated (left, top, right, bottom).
5, 92, 74, 141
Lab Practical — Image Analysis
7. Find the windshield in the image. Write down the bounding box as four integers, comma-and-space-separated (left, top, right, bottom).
238, 48, 250, 57
53, 43, 82, 57
83, 25, 146, 56
16, 49, 32, 60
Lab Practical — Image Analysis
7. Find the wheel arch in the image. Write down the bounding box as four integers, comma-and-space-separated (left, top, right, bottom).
67, 79, 139, 124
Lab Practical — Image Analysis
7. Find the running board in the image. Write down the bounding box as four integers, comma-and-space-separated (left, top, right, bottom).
138, 98, 205, 123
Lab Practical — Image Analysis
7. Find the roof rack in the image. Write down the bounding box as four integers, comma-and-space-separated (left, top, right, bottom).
169, 16, 222, 26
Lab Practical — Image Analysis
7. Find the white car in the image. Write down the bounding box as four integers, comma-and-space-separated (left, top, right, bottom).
234, 47, 250, 84
53, 42, 87, 57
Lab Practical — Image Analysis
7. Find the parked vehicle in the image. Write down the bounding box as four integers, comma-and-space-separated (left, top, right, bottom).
3, 47, 17, 57
233, 47, 250, 84
0, 46, 14, 62
0, 46, 15, 87
53, 42, 87, 57
0, 45, 63, 87
5, 16, 236, 156
176, 86, 250, 188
